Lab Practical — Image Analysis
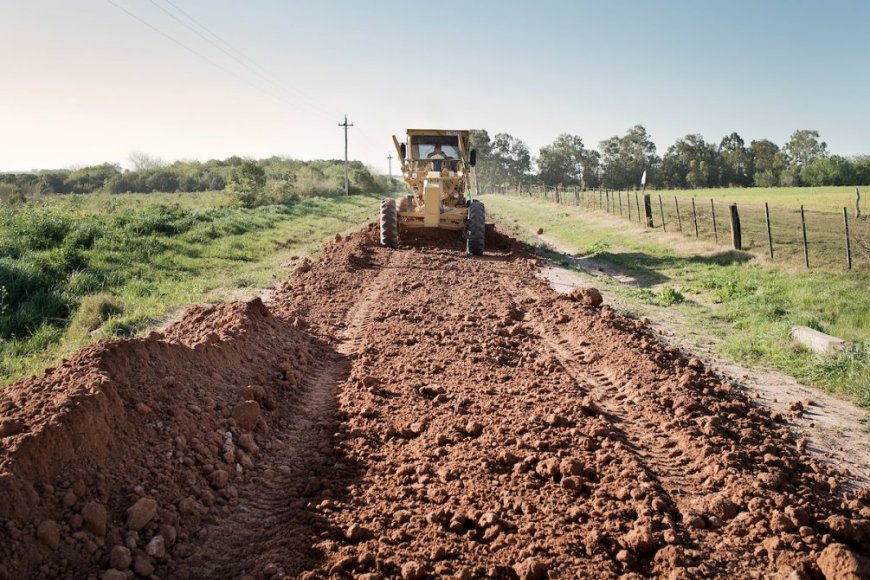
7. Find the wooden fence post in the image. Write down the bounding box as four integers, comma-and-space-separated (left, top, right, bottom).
555, 184, 561, 204
691, 198, 699, 238
674, 197, 683, 232
857, 188, 862, 218
800, 205, 809, 268
764, 202, 774, 259
843, 207, 852, 270
643, 194, 653, 227
658, 195, 666, 232
618, 191, 623, 216
627, 192, 632, 220
635, 192, 642, 223
729, 204, 742, 250
710, 199, 718, 243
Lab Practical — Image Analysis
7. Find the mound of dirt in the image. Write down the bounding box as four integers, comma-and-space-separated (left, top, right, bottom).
0, 298, 317, 578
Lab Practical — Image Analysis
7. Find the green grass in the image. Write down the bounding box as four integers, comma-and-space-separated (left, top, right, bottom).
655, 186, 862, 212
0, 192, 378, 385
524, 187, 870, 271
483, 194, 870, 406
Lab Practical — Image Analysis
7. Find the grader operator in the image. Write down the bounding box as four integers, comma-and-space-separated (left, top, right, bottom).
379, 129, 486, 255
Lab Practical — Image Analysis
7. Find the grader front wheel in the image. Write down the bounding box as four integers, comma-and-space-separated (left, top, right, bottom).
379, 198, 399, 248
466, 200, 485, 256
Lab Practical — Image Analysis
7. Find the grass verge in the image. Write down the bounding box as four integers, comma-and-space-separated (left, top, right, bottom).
482, 194, 870, 406
1, 193, 378, 385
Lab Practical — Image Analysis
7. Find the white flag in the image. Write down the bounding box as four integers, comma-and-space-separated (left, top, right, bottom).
641, 170, 647, 186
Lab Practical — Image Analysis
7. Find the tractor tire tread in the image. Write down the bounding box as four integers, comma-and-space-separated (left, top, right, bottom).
380, 198, 399, 248
467, 200, 486, 256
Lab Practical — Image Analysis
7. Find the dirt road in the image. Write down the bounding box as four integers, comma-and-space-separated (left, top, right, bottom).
1, 226, 868, 579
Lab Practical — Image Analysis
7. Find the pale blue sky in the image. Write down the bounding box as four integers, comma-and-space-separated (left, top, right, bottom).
1, 0, 868, 172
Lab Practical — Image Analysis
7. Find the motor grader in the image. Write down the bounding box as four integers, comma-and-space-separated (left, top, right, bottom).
380, 129, 485, 255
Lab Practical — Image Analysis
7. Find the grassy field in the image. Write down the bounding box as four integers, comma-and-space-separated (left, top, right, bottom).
482, 194, 870, 406
654, 185, 863, 212
522, 187, 870, 271
0, 192, 379, 385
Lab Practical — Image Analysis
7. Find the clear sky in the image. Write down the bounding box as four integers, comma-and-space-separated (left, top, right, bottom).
1, 0, 868, 173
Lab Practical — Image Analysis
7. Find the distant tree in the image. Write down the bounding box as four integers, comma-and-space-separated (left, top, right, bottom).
144, 170, 180, 193
800, 156, 856, 186
470, 130, 530, 190
128, 152, 165, 172
661, 134, 718, 188
106, 172, 146, 194
64, 163, 122, 193
469, 129, 493, 189
35, 171, 67, 194
538, 134, 583, 185
491, 133, 531, 185
852, 156, 870, 185
599, 125, 659, 189
718, 132, 754, 187
750, 139, 788, 187
784, 130, 829, 168
226, 161, 267, 207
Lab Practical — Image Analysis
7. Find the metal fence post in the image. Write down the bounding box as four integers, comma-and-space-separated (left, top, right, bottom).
764, 202, 774, 259
800, 205, 809, 268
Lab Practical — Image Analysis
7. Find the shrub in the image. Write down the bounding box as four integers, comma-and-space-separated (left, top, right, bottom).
227, 161, 268, 208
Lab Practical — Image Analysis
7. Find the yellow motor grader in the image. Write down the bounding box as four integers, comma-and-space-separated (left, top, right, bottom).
380, 129, 485, 255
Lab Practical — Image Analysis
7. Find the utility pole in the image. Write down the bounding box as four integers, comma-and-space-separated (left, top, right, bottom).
338, 114, 354, 196
387, 153, 393, 182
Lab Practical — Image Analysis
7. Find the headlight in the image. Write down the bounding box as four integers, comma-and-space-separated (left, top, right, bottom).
411, 172, 417, 179
457, 171, 463, 177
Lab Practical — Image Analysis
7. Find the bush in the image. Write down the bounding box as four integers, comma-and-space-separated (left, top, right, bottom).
227, 161, 268, 208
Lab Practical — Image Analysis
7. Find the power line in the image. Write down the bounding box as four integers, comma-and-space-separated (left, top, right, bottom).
161, 0, 262, 70
105, 0, 294, 108
146, 0, 334, 119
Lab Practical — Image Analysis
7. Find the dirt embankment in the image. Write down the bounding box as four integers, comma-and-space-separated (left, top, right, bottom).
1, 226, 868, 579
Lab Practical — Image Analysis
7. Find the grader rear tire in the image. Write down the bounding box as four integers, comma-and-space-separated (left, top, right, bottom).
379, 198, 399, 248
466, 200, 485, 256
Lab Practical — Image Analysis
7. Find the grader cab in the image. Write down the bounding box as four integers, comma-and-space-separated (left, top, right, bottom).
379, 129, 486, 255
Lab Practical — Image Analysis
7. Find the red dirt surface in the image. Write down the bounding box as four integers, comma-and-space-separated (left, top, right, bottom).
1, 225, 869, 579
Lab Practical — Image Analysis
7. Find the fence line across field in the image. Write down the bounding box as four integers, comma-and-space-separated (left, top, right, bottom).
486, 183, 868, 272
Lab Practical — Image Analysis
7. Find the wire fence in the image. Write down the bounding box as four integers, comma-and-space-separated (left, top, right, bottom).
486, 184, 870, 272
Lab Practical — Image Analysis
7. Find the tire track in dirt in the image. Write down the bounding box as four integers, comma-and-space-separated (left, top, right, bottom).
179, 252, 396, 578
510, 286, 707, 562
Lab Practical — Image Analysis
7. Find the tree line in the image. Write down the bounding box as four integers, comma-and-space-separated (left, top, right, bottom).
0, 155, 394, 203
470, 127, 870, 191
